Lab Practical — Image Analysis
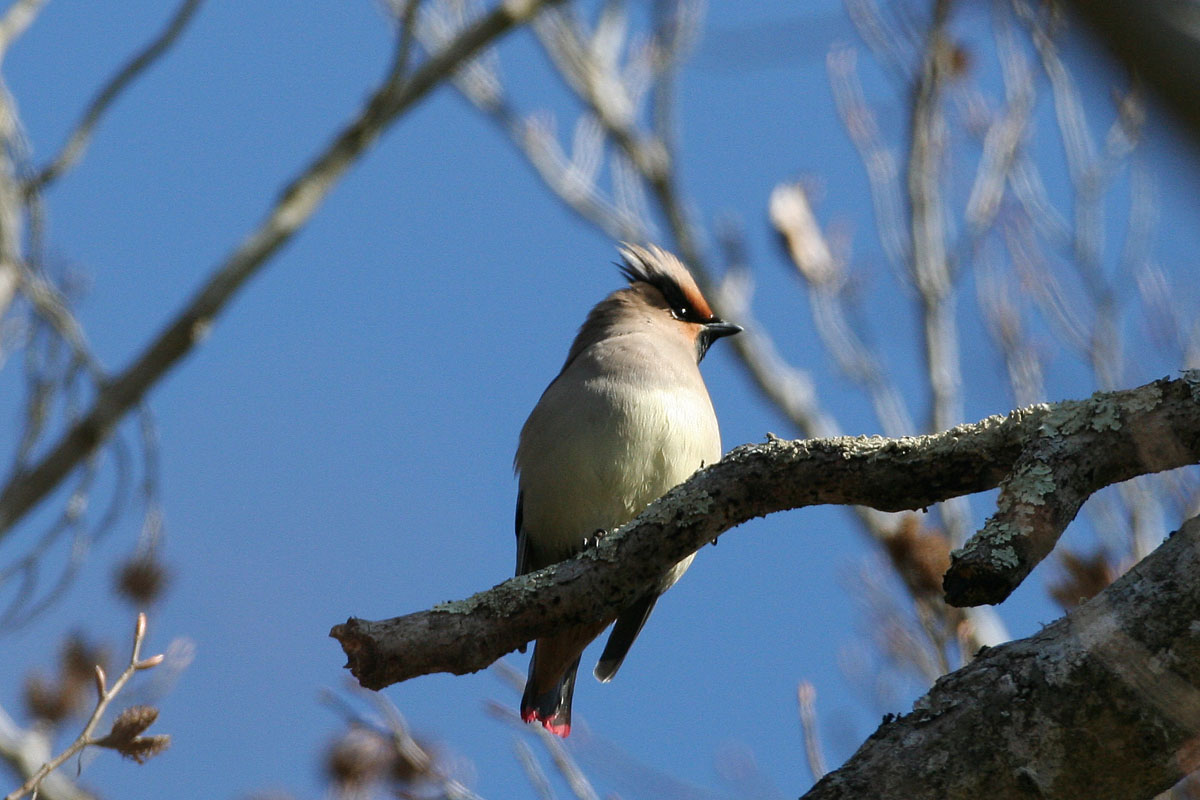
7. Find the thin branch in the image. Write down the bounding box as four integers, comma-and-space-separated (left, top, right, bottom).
486, 701, 598, 800
963, 3, 1033, 239
796, 681, 827, 784
331, 374, 1200, 686
907, 0, 961, 436
513, 738, 557, 800
25, 0, 205, 195
828, 43, 909, 278
391, 0, 425, 83
0, 0, 46, 61
5, 613, 165, 800
0, 0, 563, 539
843, 0, 921, 82
770, 182, 915, 436
0, 705, 96, 800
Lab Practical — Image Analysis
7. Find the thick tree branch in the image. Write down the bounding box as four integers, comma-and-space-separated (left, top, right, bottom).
803, 514, 1200, 800
945, 373, 1200, 605
330, 373, 1200, 688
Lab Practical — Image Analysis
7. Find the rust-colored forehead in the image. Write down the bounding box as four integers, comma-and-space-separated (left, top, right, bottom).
677, 279, 713, 319
617, 243, 714, 320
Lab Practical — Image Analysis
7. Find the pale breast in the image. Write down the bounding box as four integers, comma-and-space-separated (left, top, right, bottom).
516, 337, 721, 566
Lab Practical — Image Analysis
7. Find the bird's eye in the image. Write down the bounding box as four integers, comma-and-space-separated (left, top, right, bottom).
673, 306, 707, 324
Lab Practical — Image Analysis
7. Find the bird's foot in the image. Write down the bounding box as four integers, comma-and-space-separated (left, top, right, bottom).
581, 529, 609, 549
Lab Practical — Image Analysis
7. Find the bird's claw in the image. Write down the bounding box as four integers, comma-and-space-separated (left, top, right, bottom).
582, 529, 609, 549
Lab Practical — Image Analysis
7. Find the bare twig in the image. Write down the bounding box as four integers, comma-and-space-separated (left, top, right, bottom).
770, 182, 915, 436
827, 44, 909, 278
320, 682, 484, 800
0, 705, 97, 800
843, 0, 921, 81
486, 700, 599, 800
5, 613, 166, 800
0, 0, 46, 60
907, 0, 961, 436
513, 738, 557, 800
0, 0, 563, 539
796, 682, 827, 783
391, 0, 426, 83
25, 0, 205, 195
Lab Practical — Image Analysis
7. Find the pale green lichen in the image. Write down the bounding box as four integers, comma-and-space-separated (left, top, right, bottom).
954, 519, 1021, 563
1123, 383, 1161, 414
433, 594, 485, 614
1010, 462, 1055, 504
986, 520, 1021, 544
990, 544, 1020, 569
1183, 369, 1200, 403
983, 409, 1020, 429
1039, 402, 1086, 437
433, 571, 546, 614
1090, 395, 1121, 432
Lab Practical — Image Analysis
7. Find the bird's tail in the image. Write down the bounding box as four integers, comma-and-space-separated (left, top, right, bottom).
594, 592, 659, 682
521, 653, 581, 737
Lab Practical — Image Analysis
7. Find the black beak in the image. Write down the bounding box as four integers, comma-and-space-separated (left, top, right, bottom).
696, 319, 743, 361
704, 320, 743, 340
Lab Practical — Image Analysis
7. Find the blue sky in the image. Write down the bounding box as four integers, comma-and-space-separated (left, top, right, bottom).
2, 1, 1199, 798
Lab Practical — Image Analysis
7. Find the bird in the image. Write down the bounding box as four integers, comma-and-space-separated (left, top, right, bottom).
514, 242, 742, 737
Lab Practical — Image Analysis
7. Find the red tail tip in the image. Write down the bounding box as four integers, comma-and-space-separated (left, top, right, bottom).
542, 720, 570, 737
521, 708, 571, 737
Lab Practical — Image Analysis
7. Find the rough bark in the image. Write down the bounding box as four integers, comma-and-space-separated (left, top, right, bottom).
803, 515, 1200, 800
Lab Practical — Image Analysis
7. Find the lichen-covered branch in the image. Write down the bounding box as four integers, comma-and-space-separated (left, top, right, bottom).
331, 373, 1200, 688
945, 374, 1200, 606
802, 514, 1200, 800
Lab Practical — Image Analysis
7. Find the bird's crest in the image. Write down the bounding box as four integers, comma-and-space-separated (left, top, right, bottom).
617, 243, 715, 323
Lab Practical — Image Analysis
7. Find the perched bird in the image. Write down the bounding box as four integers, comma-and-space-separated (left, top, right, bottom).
514, 243, 741, 737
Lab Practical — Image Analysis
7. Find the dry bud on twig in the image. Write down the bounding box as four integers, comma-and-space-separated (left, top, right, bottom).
94, 705, 170, 764
5, 613, 170, 800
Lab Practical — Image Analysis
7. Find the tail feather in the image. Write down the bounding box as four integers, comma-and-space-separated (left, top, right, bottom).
521, 655, 581, 737
594, 593, 659, 683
